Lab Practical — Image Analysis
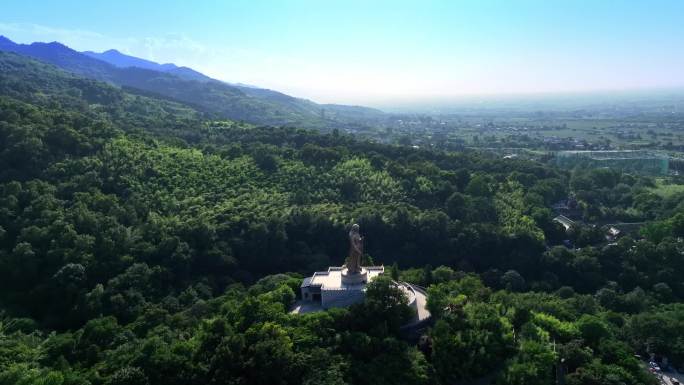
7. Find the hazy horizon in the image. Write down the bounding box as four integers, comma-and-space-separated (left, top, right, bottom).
2, 0, 684, 107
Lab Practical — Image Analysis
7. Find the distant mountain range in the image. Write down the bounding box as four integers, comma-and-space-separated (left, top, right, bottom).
83, 48, 213, 82
0, 35, 385, 128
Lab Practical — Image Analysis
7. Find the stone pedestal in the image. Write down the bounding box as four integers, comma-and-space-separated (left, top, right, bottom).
299, 266, 385, 309
341, 267, 368, 285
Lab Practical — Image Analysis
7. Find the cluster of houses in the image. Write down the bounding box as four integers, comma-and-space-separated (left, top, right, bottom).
551, 197, 643, 246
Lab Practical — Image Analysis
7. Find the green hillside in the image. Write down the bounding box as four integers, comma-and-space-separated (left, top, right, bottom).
0, 37, 386, 129
1, 51, 683, 385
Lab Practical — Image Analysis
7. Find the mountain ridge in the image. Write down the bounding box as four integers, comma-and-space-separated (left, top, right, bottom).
0, 35, 386, 129
83, 48, 213, 82
83, 48, 178, 70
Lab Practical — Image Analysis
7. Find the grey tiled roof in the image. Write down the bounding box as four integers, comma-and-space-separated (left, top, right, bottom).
301, 276, 313, 287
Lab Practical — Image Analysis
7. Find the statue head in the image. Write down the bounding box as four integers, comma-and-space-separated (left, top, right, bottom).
351, 223, 360, 233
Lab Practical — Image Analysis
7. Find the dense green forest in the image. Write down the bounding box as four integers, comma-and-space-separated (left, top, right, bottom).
1, 51, 684, 384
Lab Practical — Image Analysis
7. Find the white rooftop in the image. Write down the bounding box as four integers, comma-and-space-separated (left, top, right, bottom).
304, 266, 384, 289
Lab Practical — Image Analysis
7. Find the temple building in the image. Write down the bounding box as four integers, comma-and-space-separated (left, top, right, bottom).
290, 224, 431, 329
300, 265, 385, 308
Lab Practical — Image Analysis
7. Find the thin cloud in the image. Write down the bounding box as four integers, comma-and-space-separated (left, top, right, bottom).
0, 22, 104, 42
0, 22, 211, 64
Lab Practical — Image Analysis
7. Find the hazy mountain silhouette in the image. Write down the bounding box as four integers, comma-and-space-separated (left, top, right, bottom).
0, 36, 384, 128
83, 49, 212, 82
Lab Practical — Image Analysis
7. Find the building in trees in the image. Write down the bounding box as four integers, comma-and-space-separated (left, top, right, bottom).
294, 225, 430, 329
555, 150, 669, 175
299, 265, 386, 308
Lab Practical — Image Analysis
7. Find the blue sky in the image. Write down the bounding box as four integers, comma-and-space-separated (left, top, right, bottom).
1, 0, 684, 105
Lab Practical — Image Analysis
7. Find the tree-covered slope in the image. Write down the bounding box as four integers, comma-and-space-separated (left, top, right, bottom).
0, 50, 551, 326
1, 48, 684, 385
0, 36, 385, 128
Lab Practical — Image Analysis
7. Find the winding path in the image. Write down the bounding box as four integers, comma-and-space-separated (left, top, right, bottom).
401, 282, 431, 327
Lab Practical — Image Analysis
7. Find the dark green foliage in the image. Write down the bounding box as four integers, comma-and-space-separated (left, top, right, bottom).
0, 49, 681, 385
354, 276, 413, 334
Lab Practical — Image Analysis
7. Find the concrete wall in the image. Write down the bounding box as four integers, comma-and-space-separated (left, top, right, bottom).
321, 288, 365, 309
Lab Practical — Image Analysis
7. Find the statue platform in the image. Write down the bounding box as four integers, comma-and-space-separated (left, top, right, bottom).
291, 225, 431, 325
293, 275, 431, 328
341, 267, 368, 285
299, 266, 384, 309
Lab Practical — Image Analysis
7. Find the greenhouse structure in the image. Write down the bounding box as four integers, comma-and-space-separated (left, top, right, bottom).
555, 150, 669, 175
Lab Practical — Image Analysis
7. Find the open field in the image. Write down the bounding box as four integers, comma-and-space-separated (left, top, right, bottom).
410, 115, 684, 151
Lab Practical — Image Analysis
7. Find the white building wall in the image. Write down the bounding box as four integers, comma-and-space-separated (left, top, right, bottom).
321, 288, 365, 309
